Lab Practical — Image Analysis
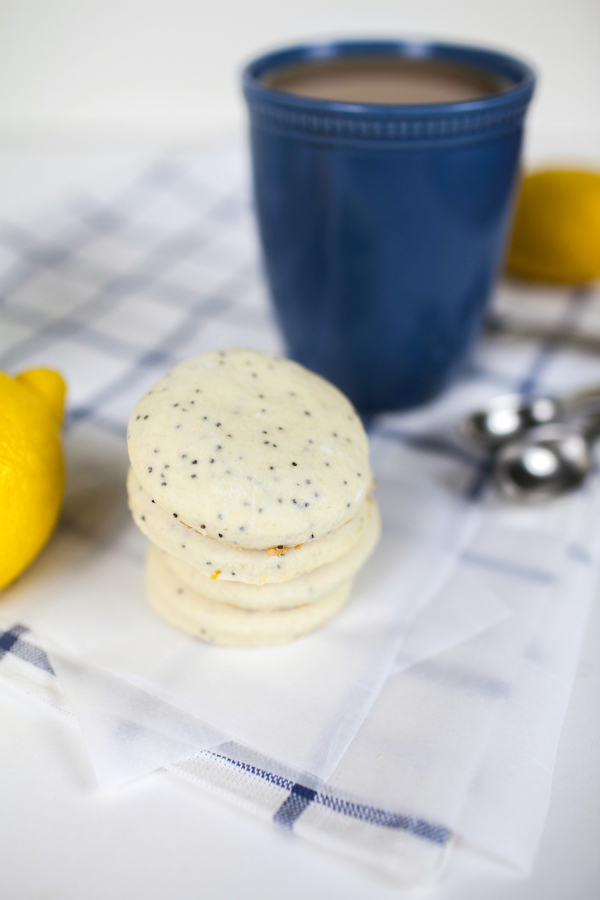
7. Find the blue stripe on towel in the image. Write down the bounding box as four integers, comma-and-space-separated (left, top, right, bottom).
274, 784, 318, 829
0, 624, 55, 673
205, 751, 450, 844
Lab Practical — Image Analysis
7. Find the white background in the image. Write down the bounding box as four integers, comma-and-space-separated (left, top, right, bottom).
0, 2, 599, 898
1, 0, 599, 217
0, 0, 599, 150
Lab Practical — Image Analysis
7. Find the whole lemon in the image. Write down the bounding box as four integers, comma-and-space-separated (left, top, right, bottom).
506, 169, 600, 284
0, 368, 66, 590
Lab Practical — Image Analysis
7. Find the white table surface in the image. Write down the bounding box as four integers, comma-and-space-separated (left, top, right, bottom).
1, 148, 600, 899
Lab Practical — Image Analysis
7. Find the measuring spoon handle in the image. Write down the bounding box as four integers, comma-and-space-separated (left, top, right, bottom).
558, 385, 600, 418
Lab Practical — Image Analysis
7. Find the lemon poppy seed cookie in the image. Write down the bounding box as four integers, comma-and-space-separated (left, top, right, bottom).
127, 349, 371, 550
146, 544, 353, 647
127, 349, 380, 645
127, 466, 374, 584
164, 496, 380, 609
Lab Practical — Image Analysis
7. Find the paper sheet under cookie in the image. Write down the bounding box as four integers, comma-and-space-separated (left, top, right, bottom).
0, 426, 492, 780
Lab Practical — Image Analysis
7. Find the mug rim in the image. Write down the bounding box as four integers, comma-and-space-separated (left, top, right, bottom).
242, 38, 536, 118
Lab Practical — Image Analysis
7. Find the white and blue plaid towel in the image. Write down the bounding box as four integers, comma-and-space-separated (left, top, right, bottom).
1, 144, 600, 885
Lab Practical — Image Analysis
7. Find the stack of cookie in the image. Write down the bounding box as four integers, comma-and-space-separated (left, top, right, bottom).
126, 349, 380, 646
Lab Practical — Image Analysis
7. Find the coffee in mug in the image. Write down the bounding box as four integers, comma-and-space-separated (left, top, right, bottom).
263, 56, 510, 106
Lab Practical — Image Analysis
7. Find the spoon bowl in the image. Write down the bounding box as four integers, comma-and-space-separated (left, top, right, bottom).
462, 383, 600, 451
462, 393, 558, 449
494, 423, 592, 501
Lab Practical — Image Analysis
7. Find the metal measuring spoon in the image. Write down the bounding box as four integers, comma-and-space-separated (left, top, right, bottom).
494, 414, 600, 502
462, 384, 600, 450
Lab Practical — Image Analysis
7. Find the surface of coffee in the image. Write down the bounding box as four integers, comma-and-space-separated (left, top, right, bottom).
263, 56, 510, 105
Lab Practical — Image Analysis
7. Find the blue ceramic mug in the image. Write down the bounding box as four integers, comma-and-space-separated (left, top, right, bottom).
243, 41, 535, 412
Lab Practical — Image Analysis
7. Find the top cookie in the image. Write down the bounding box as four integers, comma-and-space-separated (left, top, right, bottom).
127, 349, 371, 549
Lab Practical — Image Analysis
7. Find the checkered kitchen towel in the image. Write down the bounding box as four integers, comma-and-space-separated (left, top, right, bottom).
1, 143, 600, 884
0, 619, 452, 883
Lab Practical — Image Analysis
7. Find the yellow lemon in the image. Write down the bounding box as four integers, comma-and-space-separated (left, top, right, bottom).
506, 169, 600, 284
0, 368, 66, 590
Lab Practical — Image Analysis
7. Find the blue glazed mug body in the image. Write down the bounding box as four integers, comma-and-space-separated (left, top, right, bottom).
243, 41, 535, 412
